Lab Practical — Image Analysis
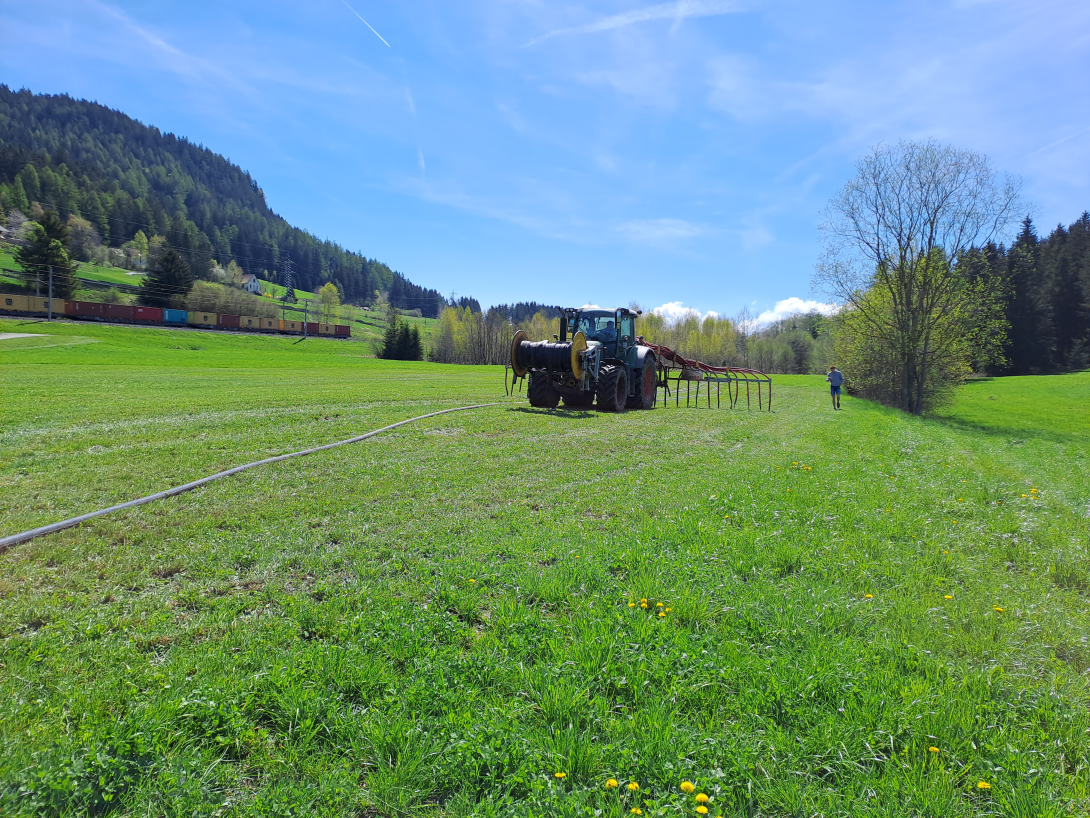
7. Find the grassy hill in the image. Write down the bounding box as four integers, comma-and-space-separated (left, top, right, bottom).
1, 317, 1088, 816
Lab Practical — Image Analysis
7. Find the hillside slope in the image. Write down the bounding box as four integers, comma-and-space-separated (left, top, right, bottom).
0, 85, 446, 316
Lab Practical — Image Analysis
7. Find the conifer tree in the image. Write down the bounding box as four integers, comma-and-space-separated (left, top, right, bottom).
139, 247, 193, 308
1004, 217, 1053, 373
379, 304, 401, 359
15, 221, 76, 297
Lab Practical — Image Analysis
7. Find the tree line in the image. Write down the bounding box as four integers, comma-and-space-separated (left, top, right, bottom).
0, 85, 448, 316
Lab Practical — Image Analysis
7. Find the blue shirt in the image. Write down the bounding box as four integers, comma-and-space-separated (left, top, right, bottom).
826, 370, 845, 387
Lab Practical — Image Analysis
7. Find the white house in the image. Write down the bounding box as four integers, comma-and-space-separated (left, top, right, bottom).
241, 274, 262, 294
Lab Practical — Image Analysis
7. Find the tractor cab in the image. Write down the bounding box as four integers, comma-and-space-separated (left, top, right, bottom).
563, 308, 637, 360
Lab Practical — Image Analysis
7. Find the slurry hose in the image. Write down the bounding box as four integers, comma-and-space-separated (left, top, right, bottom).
0, 403, 500, 553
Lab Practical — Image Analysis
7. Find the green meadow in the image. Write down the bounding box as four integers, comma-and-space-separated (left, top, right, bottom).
1, 317, 1088, 817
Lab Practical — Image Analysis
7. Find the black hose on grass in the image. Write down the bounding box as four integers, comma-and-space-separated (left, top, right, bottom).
0, 403, 500, 553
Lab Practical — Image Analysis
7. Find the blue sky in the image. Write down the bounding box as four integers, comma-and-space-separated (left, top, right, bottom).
2, 0, 1088, 321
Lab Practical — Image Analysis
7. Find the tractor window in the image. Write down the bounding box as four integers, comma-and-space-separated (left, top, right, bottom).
619, 315, 635, 342
579, 315, 618, 343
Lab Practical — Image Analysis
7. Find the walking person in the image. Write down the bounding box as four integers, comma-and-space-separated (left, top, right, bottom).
826, 366, 844, 410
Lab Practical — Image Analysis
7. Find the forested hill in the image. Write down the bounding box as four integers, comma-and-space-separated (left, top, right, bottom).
0, 85, 446, 316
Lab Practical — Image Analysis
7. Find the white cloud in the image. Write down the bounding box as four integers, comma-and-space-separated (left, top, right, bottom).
755, 297, 839, 326
526, 0, 747, 46
652, 301, 719, 323
615, 218, 707, 244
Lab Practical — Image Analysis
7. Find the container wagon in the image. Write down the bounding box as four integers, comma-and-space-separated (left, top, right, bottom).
0, 294, 350, 338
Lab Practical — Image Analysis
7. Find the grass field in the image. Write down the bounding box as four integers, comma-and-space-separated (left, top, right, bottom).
1, 317, 1088, 817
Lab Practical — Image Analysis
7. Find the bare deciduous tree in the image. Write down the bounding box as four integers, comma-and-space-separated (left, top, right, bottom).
814, 139, 1022, 413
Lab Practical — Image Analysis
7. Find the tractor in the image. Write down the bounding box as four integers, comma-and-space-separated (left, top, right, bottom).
509, 306, 658, 411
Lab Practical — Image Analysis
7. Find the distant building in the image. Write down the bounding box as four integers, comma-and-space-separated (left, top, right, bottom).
241, 274, 261, 294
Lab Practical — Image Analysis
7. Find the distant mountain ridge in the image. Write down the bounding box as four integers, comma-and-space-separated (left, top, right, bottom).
0, 85, 446, 316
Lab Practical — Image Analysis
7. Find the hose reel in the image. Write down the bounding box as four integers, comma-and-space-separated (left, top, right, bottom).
510, 331, 586, 379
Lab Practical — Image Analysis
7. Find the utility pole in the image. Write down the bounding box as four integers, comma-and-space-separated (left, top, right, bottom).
47, 266, 53, 321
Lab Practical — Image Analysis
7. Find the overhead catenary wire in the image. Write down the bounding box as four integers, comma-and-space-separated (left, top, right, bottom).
0, 403, 500, 553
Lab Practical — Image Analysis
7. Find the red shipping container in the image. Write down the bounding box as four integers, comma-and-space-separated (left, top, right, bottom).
66, 301, 106, 319
133, 306, 163, 323
305, 322, 319, 335
334, 325, 350, 336
103, 303, 135, 321
218, 314, 240, 328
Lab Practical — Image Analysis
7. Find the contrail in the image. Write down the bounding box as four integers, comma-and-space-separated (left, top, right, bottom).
342, 0, 391, 47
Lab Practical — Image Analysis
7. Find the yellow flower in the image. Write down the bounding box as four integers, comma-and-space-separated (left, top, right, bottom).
944, 595, 953, 600
658, 611, 666, 617
928, 746, 939, 754
977, 781, 991, 790
640, 598, 648, 604
631, 810, 643, 816
629, 602, 636, 607
943, 550, 949, 554
680, 781, 695, 793
468, 579, 476, 583
664, 607, 672, 613
657, 602, 664, 607
606, 779, 619, 789
993, 606, 1004, 612
627, 782, 640, 791
1030, 488, 1037, 493
696, 793, 710, 803
864, 594, 873, 599
640, 602, 648, 609
697, 808, 709, 815
1021, 494, 1028, 497
554, 772, 566, 779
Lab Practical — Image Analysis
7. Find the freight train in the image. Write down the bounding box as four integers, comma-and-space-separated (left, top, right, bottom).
0, 294, 351, 337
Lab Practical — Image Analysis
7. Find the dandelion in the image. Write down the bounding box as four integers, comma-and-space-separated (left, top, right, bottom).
640, 598, 648, 604
631, 810, 643, 815
629, 602, 636, 608
864, 594, 873, 599
468, 579, 476, 583
1030, 488, 1037, 493
606, 779, 619, 789
664, 607, 672, 613
993, 606, 1004, 612
657, 602, 664, 607
1021, 494, 1028, 497
658, 611, 666, 617
943, 550, 949, 554
929, 746, 940, 754
696, 793, 710, 803
640, 602, 648, 609
944, 595, 953, 600
627, 782, 640, 791
977, 781, 991, 790
555, 772, 566, 779
680, 781, 695, 793
696, 808, 709, 815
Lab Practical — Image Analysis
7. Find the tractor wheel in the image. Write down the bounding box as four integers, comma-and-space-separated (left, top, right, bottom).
595, 365, 628, 412
562, 391, 595, 408
626, 356, 657, 410
527, 371, 560, 408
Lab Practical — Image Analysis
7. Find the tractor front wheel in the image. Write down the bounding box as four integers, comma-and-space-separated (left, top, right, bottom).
595, 365, 628, 412
527, 371, 560, 408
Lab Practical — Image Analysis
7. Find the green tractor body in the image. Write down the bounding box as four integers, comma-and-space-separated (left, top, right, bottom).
510, 307, 658, 411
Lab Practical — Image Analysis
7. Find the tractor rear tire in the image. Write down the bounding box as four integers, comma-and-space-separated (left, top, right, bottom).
595, 365, 628, 412
626, 356, 657, 410
527, 371, 560, 408
562, 391, 595, 408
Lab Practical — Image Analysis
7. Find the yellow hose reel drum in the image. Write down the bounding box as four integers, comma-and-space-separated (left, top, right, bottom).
570, 331, 586, 379
510, 330, 529, 377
